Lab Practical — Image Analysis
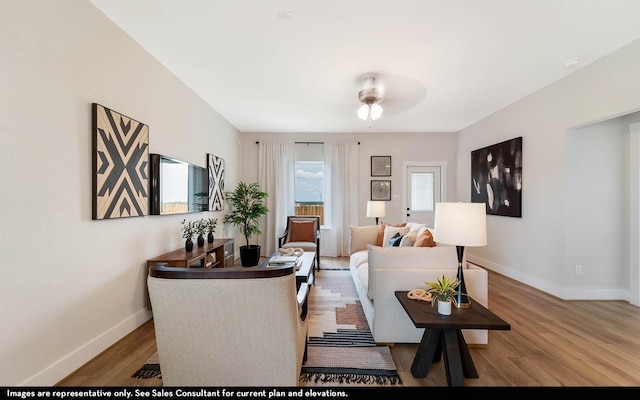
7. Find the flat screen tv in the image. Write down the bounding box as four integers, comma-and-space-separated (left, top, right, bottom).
150, 154, 209, 215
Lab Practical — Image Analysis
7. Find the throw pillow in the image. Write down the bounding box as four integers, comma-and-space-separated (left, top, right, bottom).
413, 228, 436, 247
382, 226, 409, 247
399, 229, 418, 247
388, 233, 403, 247
288, 221, 316, 243
376, 222, 407, 246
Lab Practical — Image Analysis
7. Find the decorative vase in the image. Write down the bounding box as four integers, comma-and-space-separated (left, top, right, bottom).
197, 234, 205, 247
207, 232, 214, 243
185, 238, 194, 252
438, 299, 452, 316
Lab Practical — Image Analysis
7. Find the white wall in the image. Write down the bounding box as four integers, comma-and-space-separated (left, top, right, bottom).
457, 38, 640, 301
0, 0, 239, 385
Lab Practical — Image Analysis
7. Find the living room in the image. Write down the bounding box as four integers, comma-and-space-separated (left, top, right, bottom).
1, 0, 640, 388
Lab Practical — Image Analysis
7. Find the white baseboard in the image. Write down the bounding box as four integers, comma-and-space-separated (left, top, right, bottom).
21, 309, 152, 386
466, 255, 630, 301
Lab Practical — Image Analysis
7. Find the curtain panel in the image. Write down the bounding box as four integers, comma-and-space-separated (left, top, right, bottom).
258, 142, 295, 255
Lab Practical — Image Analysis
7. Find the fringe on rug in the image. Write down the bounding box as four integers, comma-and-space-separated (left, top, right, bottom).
300, 372, 401, 385
132, 365, 161, 379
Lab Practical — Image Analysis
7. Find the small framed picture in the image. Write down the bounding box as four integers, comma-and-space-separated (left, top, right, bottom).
371, 156, 391, 176
371, 180, 391, 201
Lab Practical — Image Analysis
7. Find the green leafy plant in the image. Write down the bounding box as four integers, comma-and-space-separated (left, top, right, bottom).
180, 219, 196, 239
223, 182, 269, 247
425, 274, 464, 307
204, 217, 218, 233
194, 219, 207, 236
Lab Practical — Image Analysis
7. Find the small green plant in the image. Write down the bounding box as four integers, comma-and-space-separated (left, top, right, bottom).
194, 219, 207, 236
180, 219, 196, 239
425, 274, 464, 307
204, 217, 218, 233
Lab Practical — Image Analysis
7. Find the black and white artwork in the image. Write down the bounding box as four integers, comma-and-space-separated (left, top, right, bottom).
92, 103, 149, 220
207, 154, 224, 211
471, 137, 522, 217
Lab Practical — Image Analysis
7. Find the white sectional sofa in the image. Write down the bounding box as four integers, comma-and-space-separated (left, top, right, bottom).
348, 223, 489, 345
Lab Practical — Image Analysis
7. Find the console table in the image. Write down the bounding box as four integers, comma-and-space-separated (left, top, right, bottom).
147, 238, 234, 269
146, 238, 234, 309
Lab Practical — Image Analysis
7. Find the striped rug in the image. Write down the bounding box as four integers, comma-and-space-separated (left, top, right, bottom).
300, 270, 401, 385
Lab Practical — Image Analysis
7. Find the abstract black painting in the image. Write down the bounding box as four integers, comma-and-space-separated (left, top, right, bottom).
471, 137, 522, 217
92, 103, 149, 220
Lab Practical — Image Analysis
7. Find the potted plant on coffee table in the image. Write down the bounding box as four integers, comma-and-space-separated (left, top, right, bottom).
223, 182, 269, 267
425, 274, 463, 315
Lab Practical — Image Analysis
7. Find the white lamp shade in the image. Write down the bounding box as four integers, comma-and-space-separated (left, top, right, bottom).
366, 201, 386, 218
433, 202, 487, 247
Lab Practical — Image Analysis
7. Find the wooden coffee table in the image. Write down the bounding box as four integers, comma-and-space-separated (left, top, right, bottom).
395, 291, 510, 386
261, 251, 316, 290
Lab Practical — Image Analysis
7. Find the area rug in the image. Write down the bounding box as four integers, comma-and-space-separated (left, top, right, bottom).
132, 269, 400, 385
300, 270, 401, 385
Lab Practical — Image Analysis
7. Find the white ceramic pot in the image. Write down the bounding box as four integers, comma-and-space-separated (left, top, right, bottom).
438, 299, 452, 315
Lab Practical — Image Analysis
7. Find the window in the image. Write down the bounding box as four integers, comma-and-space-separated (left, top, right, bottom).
294, 144, 325, 225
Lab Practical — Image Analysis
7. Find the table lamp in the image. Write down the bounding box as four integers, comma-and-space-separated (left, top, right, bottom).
433, 202, 487, 308
366, 201, 385, 225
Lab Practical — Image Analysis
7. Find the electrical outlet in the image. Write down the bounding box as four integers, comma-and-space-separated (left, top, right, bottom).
575, 264, 583, 275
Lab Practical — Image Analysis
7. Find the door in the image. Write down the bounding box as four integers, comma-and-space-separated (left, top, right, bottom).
404, 164, 443, 226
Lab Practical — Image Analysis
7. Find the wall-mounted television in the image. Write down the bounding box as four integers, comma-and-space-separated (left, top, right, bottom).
149, 154, 209, 215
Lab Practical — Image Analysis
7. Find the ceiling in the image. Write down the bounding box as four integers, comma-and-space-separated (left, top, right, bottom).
89, 0, 640, 134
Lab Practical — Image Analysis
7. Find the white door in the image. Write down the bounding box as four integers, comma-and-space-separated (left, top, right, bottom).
404, 164, 443, 226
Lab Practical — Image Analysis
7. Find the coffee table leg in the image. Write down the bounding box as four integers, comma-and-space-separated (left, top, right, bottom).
442, 329, 465, 386
456, 329, 478, 378
411, 329, 442, 378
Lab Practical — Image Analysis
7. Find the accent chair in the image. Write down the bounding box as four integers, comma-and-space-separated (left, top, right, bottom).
278, 215, 321, 270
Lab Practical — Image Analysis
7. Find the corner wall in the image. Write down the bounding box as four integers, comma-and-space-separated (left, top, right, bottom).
0, 0, 239, 385
457, 38, 640, 301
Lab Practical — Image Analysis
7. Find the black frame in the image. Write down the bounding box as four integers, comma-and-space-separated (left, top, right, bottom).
371, 156, 392, 176
371, 180, 392, 201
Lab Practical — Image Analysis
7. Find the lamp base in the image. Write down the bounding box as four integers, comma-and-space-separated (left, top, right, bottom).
456, 246, 471, 308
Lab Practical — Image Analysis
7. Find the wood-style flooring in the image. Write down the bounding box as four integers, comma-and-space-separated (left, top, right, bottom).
57, 257, 640, 387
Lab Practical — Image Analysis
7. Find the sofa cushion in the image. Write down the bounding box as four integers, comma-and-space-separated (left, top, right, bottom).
376, 222, 406, 246
349, 225, 379, 254
406, 222, 428, 232
399, 229, 418, 246
414, 228, 436, 247
388, 233, 403, 247
383, 226, 410, 247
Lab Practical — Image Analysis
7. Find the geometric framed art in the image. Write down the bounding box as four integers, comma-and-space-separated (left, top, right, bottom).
207, 153, 225, 211
92, 103, 149, 220
471, 136, 522, 217
371, 180, 391, 201
371, 156, 391, 176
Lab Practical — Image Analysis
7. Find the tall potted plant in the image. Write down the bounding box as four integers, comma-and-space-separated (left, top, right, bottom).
223, 182, 269, 267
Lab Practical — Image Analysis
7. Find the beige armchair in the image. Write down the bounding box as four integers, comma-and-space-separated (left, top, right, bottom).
148, 264, 308, 386
278, 215, 320, 270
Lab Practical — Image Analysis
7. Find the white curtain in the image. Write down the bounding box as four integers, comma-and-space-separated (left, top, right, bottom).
324, 142, 360, 257
258, 142, 295, 255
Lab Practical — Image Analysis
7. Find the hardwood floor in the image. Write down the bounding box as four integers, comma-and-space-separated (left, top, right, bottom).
57, 259, 640, 387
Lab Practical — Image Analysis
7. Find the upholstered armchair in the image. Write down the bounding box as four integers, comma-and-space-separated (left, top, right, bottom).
147, 264, 308, 386
278, 216, 320, 270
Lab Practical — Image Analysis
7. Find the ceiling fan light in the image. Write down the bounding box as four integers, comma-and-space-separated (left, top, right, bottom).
357, 104, 370, 120
370, 103, 383, 120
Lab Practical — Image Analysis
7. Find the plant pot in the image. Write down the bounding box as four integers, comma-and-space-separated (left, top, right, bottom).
207, 232, 214, 243
239, 245, 261, 267
438, 299, 452, 316
197, 234, 205, 247
185, 238, 194, 252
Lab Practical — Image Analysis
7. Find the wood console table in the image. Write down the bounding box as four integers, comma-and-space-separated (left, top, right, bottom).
147, 238, 234, 270
146, 238, 234, 309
